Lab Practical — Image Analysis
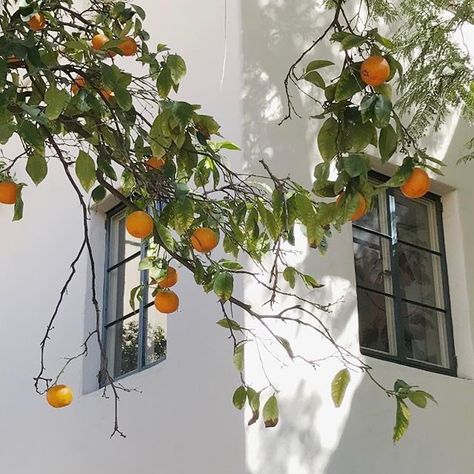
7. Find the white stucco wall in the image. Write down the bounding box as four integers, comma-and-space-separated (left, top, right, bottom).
1, 1, 474, 473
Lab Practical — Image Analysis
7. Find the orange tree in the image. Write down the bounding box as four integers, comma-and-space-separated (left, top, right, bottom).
0, 0, 461, 441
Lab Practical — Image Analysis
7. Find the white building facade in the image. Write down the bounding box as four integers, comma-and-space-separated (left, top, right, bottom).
1, 1, 474, 473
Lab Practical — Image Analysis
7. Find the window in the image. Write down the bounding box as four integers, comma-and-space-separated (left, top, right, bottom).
102, 205, 167, 380
352, 176, 456, 374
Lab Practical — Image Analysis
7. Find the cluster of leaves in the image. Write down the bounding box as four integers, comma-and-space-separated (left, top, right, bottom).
365, 0, 474, 153
302, 25, 444, 212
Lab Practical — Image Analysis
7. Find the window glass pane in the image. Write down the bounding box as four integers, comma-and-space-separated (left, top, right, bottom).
401, 302, 448, 367
398, 244, 444, 310
106, 314, 139, 377
357, 289, 394, 354
107, 257, 142, 322
108, 210, 142, 267
357, 189, 386, 233
353, 228, 392, 294
145, 309, 167, 364
395, 193, 439, 251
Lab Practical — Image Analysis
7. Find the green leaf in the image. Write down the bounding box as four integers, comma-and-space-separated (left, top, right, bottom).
276, 336, 294, 358
373, 94, 392, 128
283, 266, 296, 289
156, 66, 173, 98
360, 94, 377, 123
170, 198, 194, 234
343, 154, 368, 178
393, 398, 410, 443
331, 368, 351, 408
44, 86, 70, 120
26, 153, 47, 185
91, 185, 106, 203
408, 391, 428, 408
335, 68, 362, 102
217, 318, 242, 331
303, 70, 325, 88
167, 54, 187, 84
114, 86, 133, 111
263, 395, 279, 428
13, 188, 24, 221
379, 124, 398, 162
233, 386, 247, 410
75, 151, 96, 192
301, 273, 323, 288
157, 222, 174, 250
306, 60, 334, 71
213, 271, 234, 301
331, 32, 367, 50
233, 343, 245, 372
345, 122, 376, 152
129, 284, 142, 312
317, 117, 339, 161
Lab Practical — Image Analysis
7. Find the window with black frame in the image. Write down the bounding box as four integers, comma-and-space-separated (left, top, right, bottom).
103, 205, 167, 380
352, 179, 456, 374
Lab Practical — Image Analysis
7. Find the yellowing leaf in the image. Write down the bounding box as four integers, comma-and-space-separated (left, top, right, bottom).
331, 368, 351, 408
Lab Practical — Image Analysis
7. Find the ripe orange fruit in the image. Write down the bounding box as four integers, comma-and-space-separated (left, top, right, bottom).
400, 168, 430, 199
71, 76, 86, 95
118, 36, 138, 56
154, 290, 179, 313
158, 266, 178, 289
91, 33, 116, 57
91, 33, 109, 50
46, 384, 73, 408
146, 156, 165, 170
0, 181, 17, 204
125, 210, 154, 239
191, 227, 219, 253
360, 56, 390, 87
337, 192, 367, 222
27, 13, 46, 31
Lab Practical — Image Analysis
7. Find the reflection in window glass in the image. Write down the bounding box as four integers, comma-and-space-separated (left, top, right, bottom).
352, 180, 455, 373
103, 206, 167, 381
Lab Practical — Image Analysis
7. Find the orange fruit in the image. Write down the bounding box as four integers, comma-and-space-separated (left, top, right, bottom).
91, 33, 116, 57
125, 210, 154, 239
118, 36, 138, 56
158, 266, 178, 289
71, 76, 86, 95
154, 290, 179, 313
337, 192, 367, 222
0, 181, 17, 204
400, 168, 430, 199
191, 227, 219, 253
46, 384, 73, 408
27, 13, 46, 31
146, 156, 165, 170
91, 33, 109, 50
360, 56, 390, 87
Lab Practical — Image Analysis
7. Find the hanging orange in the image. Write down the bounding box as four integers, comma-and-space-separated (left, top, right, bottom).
158, 266, 178, 289
71, 76, 86, 95
154, 290, 179, 314
146, 156, 165, 170
91, 33, 109, 50
337, 192, 367, 222
27, 13, 46, 31
400, 168, 430, 199
191, 227, 219, 253
118, 36, 138, 56
0, 181, 17, 205
125, 211, 154, 239
46, 384, 74, 408
360, 56, 391, 87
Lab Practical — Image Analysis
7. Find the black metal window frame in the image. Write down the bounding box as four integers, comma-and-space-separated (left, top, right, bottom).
101, 203, 165, 385
353, 172, 457, 376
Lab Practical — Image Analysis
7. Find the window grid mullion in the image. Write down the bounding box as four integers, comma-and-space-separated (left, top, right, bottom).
138, 241, 148, 370
386, 188, 406, 361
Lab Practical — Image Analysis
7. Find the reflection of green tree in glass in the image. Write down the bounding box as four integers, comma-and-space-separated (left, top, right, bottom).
120, 320, 167, 375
